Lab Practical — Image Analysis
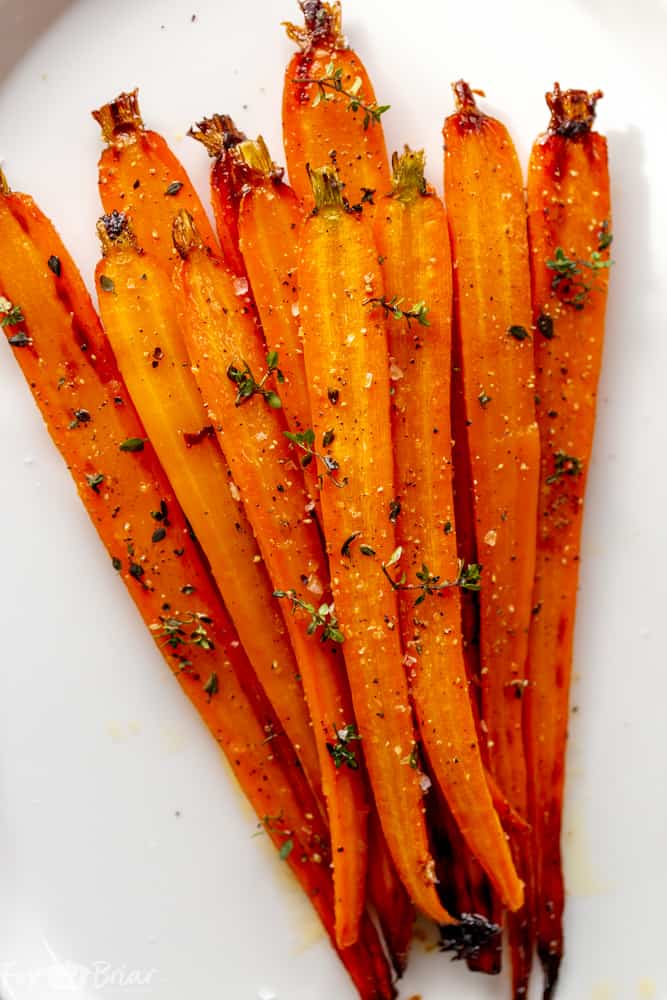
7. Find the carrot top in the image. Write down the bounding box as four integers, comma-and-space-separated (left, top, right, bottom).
284, 0, 346, 53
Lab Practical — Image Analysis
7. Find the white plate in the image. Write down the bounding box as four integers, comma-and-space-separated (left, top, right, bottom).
1, 1, 665, 998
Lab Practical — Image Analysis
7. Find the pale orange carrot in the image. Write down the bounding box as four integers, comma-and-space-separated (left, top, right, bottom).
298, 165, 453, 925
173, 209, 369, 949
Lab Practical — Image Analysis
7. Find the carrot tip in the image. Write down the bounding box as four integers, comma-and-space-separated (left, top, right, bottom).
284, 0, 346, 53
92, 88, 143, 145
172, 209, 204, 258
439, 913, 501, 962
96, 210, 136, 255
307, 164, 345, 212
0, 166, 9, 195
235, 136, 284, 184
546, 82, 603, 138
390, 146, 427, 201
188, 113, 246, 159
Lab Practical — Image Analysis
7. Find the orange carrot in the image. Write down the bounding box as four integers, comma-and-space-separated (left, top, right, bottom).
93, 89, 219, 270
375, 146, 524, 913
188, 113, 248, 278
283, 1, 389, 207
525, 85, 611, 997
444, 81, 540, 996
173, 209, 369, 949
366, 811, 414, 977
0, 172, 397, 1000
94, 215, 321, 801
298, 165, 452, 925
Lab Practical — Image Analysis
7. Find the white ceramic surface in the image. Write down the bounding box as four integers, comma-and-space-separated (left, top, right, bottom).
0, 1, 665, 998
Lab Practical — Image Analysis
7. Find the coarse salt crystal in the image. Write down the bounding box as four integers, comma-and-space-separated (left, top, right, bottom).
364, 372, 373, 389
484, 529, 497, 547
233, 276, 249, 296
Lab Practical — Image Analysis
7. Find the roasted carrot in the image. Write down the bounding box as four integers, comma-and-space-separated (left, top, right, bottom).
94, 214, 322, 802
173, 209, 369, 949
375, 146, 524, 913
367, 811, 414, 977
189, 113, 248, 278
233, 136, 312, 434
93, 89, 219, 270
525, 85, 611, 997
283, 0, 389, 208
0, 173, 398, 1000
298, 165, 452, 925
444, 81, 540, 996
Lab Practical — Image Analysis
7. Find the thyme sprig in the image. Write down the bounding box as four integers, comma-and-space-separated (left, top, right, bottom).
297, 62, 390, 130
227, 350, 284, 408
0, 299, 24, 328
150, 612, 215, 651
364, 295, 430, 328
283, 428, 347, 488
381, 546, 482, 606
326, 724, 361, 770
546, 245, 612, 309
273, 589, 345, 644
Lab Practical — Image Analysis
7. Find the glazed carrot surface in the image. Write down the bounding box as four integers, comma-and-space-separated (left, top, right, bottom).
375, 147, 524, 914
94, 215, 322, 800
525, 85, 611, 996
298, 166, 451, 926
189, 113, 248, 278
93, 89, 219, 270
174, 210, 369, 949
0, 176, 398, 998
283, 1, 389, 208
444, 81, 540, 996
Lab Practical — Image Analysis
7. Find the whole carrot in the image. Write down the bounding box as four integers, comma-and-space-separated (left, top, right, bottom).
525, 84, 611, 997
298, 165, 452, 925
374, 146, 524, 913
444, 81, 540, 995
282, 0, 389, 207
189, 113, 248, 278
93, 89, 219, 270
94, 215, 321, 799
173, 209, 369, 949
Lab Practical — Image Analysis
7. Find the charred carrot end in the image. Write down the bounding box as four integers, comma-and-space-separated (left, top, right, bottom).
526, 86, 611, 998
282, 2, 389, 205
298, 165, 452, 927
189, 113, 248, 275
93, 89, 219, 268
174, 208, 369, 949
367, 812, 414, 977
375, 147, 524, 913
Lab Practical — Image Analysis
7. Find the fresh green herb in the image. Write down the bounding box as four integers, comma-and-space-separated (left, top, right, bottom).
283, 427, 346, 488
151, 500, 169, 523
322, 428, 335, 448
191, 622, 215, 650
151, 527, 167, 543
47, 255, 61, 276
537, 313, 554, 339
112, 556, 122, 571
597, 219, 613, 251
226, 351, 283, 408
297, 62, 390, 130
389, 498, 401, 523
68, 408, 91, 429
400, 745, 419, 769
382, 547, 482, 604
364, 295, 430, 328
203, 672, 219, 698
359, 544, 376, 557
546, 246, 612, 309
326, 724, 362, 770
151, 612, 215, 651
508, 325, 529, 341
86, 472, 105, 493
273, 590, 345, 644
279, 838, 294, 861
119, 437, 145, 452
443, 520, 452, 535
165, 181, 184, 196
99, 274, 115, 294
0, 300, 24, 328
341, 531, 361, 558
478, 390, 492, 408
546, 450, 584, 484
